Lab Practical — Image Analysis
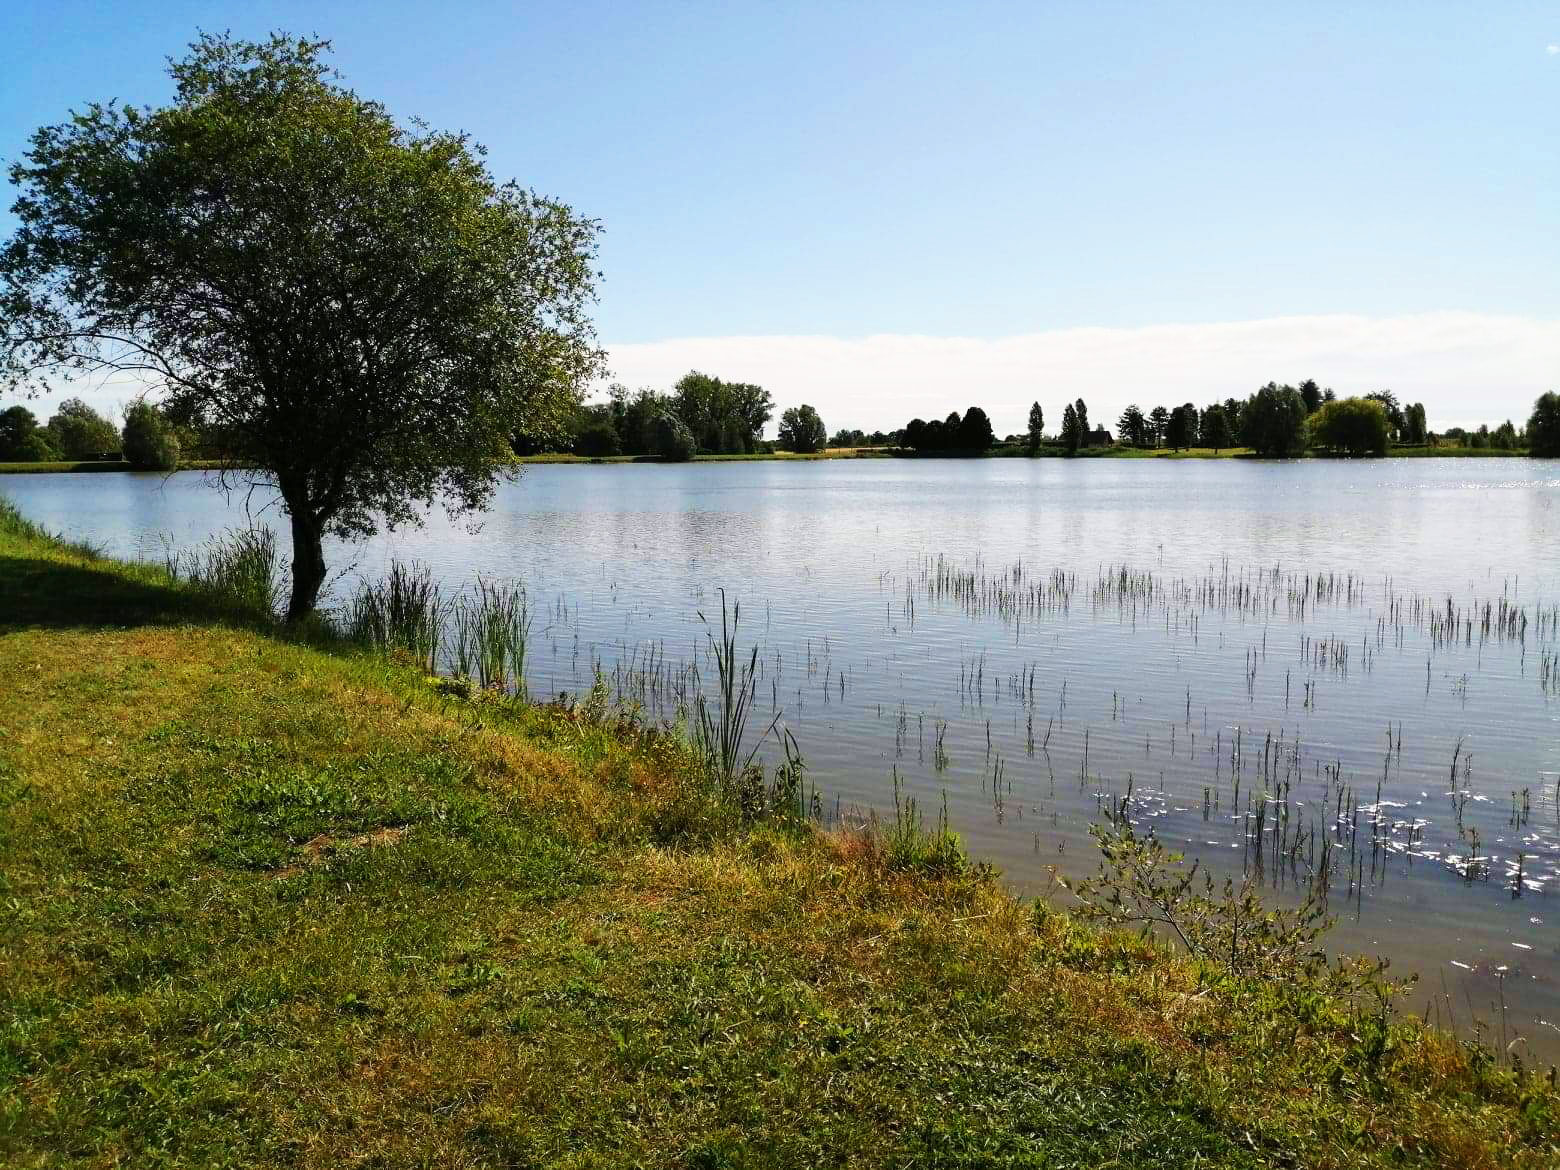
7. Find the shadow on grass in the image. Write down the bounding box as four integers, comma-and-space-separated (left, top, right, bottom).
0, 551, 245, 633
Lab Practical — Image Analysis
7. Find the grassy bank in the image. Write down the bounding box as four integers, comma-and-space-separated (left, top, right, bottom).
1, 499, 1555, 1167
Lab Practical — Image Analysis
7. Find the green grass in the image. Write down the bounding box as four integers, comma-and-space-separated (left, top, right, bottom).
1, 495, 1555, 1168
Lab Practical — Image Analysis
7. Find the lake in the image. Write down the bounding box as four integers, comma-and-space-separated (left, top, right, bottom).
6, 457, 1560, 1058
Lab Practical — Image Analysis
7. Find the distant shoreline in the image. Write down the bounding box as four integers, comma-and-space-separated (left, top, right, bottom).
0, 444, 1535, 475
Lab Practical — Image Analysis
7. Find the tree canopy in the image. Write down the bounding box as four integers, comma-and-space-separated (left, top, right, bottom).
1026, 402, 1044, 452
0, 33, 603, 619
121, 401, 181, 471
672, 372, 773, 454
777, 404, 827, 453
44, 398, 119, 459
1198, 404, 1232, 452
0, 405, 57, 461
1529, 392, 1560, 458
1164, 403, 1197, 451
1308, 397, 1389, 456
1240, 383, 1308, 458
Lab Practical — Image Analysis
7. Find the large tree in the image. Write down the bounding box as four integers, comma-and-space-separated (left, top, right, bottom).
1198, 403, 1232, 452
1308, 397, 1388, 456
1026, 401, 1044, 453
1, 34, 603, 620
0, 404, 57, 461
1117, 404, 1147, 448
1147, 405, 1170, 447
777, 404, 827, 453
121, 400, 181, 471
1060, 403, 1081, 453
1364, 390, 1404, 441
672, 371, 772, 454
1297, 378, 1323, 415
957, 405, 994, 451
1164, 403, 1197, 451
1529, 391, 1560, 458
45, 397, 120, 459
1240, 383, 1309, 458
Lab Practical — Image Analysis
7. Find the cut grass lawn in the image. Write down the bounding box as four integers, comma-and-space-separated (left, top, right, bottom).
1, 497, 1555, 1167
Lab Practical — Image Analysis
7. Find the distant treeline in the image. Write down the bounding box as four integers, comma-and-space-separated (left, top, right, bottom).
529, 371, 844, 460
0, 398, 183, 469
6, 381, 1557, 468
899, 382, 1560, 459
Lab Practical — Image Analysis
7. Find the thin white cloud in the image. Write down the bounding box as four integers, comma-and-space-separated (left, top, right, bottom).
11, 313, 1554, 439
605, 313, 1560, 436
1548, 43, 1559, 54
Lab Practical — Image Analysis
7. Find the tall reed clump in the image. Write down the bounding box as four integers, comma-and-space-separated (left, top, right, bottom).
451, 580, 531, 695
695, 591, 779, 791
165, 527, 281, 623
346, 561, 445, 671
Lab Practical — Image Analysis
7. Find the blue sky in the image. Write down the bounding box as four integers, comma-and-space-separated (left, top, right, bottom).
3, 2, 1558, 430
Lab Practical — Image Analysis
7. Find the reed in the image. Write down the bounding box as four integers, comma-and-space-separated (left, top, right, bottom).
346, 560, 446, 671
164, 526, 281, 622
693, 589, 779, 789
450, 580, 531, 694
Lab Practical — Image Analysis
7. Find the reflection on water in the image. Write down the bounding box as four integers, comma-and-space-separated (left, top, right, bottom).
5, 458, 1560, 1055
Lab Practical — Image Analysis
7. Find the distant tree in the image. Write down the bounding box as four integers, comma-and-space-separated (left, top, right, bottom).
121, 401, 181, 470
573, 421, 620, 457
1364, 391, 1404, 442
1240, 382, 1309, 458
1164, 403, 1197, 451
672, 371, 773, 454
957, 406, 994, 451
1073, 399, 1090, 445
1220, 398, 1241, 436
1146, 405, 1170, 448
1199, 404, 1232, 452
1401, 402, 1428, 446
830, 427, 867, 447
1308, 397, 1388, 456
0, 405, 58, 461
1117, 404, 1148, 448
1026, 402, 1044, 453
1297, 378, 1323, 414
904, 418, 927, 450
778, 404, 828, 453
647, 411, 697, 461
1060, 403, 1081, 453
46, 398, 119, 459
1490, 419, 1519, 451
1528, 392, 1560, 458
0, 35, 604, 621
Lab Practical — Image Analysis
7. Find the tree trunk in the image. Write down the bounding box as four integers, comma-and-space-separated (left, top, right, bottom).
286, 508, 327, 624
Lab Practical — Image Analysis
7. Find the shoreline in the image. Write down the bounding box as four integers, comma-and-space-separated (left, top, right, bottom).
0, 444, 1535, 475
